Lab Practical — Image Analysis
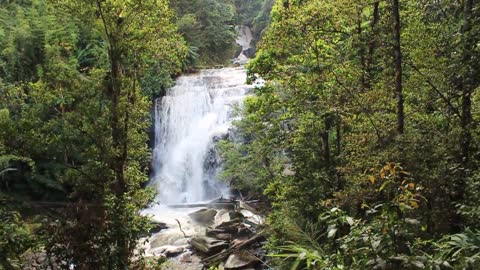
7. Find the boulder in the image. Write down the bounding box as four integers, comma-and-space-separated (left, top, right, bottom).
191, 236, 229, 255
214, 209, 231, 224
179, 251, 193, 263
189, 208, 217, 224
206, 228, 233, 240
240, 209, 264, 226
215, 219, 243, 234
228, 211, 244, 220
149, 221, 168, 234
152, 245, 185, 257
214, 233, 234, 241
224, 251, 259, 269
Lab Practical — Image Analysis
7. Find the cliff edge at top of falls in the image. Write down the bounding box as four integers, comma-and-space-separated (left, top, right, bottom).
234, 25, 255, 65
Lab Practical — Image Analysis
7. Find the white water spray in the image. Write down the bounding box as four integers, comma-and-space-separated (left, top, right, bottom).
150, 67, 254, 205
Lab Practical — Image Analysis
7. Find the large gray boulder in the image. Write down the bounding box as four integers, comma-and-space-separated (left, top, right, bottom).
190, 236, 229, 255
228, 211, 244, 220
215, 219, 243, 234
224, 251, 259, 269
206, 228, 233, 241
149, 221, 168, 234
189, 208, 217, 224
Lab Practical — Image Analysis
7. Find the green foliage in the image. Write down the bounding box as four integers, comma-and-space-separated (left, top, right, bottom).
170, 0, 272, 67
219, 0, 480, 269
436, 228, 480, 269
172, 0, 237, 66
0, 207, 34, 270
234, 0, 273, 40
0, 0, 186, 267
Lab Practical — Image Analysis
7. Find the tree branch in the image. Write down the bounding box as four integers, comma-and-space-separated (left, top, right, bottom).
406, 61, 462, 120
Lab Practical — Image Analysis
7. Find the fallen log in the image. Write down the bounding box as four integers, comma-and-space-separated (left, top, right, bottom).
167, 202, 237, 209
167, 199, 265, 210
201, 233, 265, 264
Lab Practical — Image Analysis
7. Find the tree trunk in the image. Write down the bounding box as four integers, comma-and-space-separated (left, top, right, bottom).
461, 0, 473, 173
336, 113, 342, 156
323, 116, 332, 167
108, 48, 130, 268
452, 0, 475, 211
392, 0, 404, 134
357, 15, 367, 90
365, 1, 380, 89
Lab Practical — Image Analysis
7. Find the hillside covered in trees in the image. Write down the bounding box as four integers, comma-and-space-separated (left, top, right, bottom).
0, 0, 479, 269
220, 0, 480, 269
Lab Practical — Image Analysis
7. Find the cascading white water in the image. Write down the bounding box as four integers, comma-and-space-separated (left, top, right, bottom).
150, 67, 254, 205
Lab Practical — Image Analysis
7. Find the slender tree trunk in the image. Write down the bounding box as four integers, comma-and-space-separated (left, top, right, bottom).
336, 113, 342, 156
108, 48, 130, 268
102, 9, 129, 265
452, 0, 475, 212
110, 52, 126, 194
461, 0, 473, 172
323, 116, 332, 167
365, 1, 380, 89
357, 15, 367, 90
392, 0, 404, 134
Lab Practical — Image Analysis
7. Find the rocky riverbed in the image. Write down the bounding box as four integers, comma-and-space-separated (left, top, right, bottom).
141, 200, 267, 269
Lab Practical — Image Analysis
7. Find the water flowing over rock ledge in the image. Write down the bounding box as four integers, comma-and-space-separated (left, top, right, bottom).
150, 67, 254, 205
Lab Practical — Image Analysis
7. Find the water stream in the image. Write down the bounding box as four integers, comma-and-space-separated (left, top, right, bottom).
149, 67, 254, 205
141, 26, 260, 268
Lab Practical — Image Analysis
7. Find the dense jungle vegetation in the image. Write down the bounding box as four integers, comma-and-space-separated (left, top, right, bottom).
219, 0, 480, 269
0, 0, 479, 269
0, 0, 270, 268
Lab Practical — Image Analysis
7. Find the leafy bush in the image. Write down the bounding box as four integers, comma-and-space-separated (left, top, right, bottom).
0, 208, 34, 269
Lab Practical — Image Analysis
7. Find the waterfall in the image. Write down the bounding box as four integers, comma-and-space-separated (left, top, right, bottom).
150, 67, 254, 205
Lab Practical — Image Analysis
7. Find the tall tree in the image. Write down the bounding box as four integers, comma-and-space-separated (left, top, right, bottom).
43, 0, 185, 267
392, 0, 404, 134
460, 0, 474, 172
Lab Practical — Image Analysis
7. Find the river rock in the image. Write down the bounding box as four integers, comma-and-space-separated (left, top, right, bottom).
149, 221, 168, 234
206, 229, 233, 241
224, 250, 259, 269
240, 209, 265, 226
179, 251, 193, 263
228, 211, 244, 220
152, 245, 185, 257
215, 219, 243, 234
215, 233, 234, 241
165, 246, 185, 257
191, 236, 229, 255
189, 208, 217, 224
206, 228, 229, 237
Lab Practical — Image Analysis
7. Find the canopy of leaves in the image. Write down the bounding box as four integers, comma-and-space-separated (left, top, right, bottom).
219, 0, 480, 269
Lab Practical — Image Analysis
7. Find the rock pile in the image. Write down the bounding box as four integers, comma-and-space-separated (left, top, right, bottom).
145, 200, 267, 270
191, 204, 266, 270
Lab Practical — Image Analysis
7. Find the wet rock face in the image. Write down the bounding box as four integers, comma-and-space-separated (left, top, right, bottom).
151, 67, 251, 205
203, 145, 219, 172
242, 47, 256, 59
189, 208, 217, 224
